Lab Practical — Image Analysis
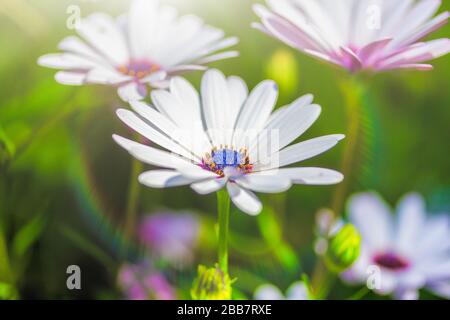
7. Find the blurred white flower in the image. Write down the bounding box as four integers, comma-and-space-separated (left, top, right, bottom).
342, 192, 450, 300
113, 69, 344, 215
253, 0, 450, 72
38, 0, 238, 101
254, 281, 310, 300
138, 211, 200, 266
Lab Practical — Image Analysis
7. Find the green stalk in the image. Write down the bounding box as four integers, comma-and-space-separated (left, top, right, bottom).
0, 229, 12, 283
312, 75, 367, 299
331, 77, 366, 217
217, 189, 231, 274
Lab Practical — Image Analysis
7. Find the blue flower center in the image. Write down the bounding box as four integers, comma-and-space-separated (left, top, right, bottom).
202, 148, 252, 177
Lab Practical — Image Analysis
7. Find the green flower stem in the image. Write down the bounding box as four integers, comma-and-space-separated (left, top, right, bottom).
347, 286, 370, 300
312, 76, 368, 299
331, 77, 367, 217
217, 189, 231, 275
0, 229, 12, 283
124, 147, 143, 240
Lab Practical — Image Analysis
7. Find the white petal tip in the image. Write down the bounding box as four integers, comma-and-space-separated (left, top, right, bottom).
246, 207, 263, 216
112, 134, 130, 150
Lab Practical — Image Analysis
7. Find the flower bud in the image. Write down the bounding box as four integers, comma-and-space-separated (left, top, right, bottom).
265, 49, 299, 97
191, 264, 232, 300
324, 224, 361, 273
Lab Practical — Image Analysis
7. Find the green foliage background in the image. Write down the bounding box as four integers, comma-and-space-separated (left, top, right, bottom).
0, 0, 449, 299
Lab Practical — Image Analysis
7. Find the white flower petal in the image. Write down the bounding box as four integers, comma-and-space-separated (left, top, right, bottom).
130, 100, 209, 159
127, 0, 160, 58
54, 71, 85, 85
254, 102, 321, 156
151, 89, 195, 129
256, 134, 345, 171
191, 178, 227, 195
38, 53, 101, 70
115, 108, 197, 161
138, 170, 198, 188
77, 13, 129, 66
286, 281, 309, 300
170, 77, 201, 122
58, 36, 108, 64
254, 284, 284, 300
85, 67, 130, 84
177, 165, 218, 180
233, 79, 278, 147
117, 82, 146, 102
165, 64, 208, 75
427, 281, 450, 299
394, 193, 427, 255
112, 134, 193, 170
140, 70, 168, 84
201, 69, 234, 146
348, 192, 394, 251
263, 167, 343, 185
194, 51, 240, 65
266, 94, 314, 125
416, 215, 450, 258
227, 182, 262, 215
236, 174, 292, 193
227, 76, 249, 115
393, 288, 419, 300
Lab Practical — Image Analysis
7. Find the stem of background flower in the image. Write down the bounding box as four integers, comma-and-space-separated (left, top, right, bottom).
330, 76, 367, 217
124, 144, 143, 240
217, 189, 231, 275
0, 228, 14, 285
311, 75, 367, 299
312, 261, 336, 300
347, 286, 370, 300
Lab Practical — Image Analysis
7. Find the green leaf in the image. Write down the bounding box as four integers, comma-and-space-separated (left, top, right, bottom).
257, 206, 300, 272
0, 124, 15, 163
60, 225, 116, 274
0, 231, 12, 283
12, 214, 46, 259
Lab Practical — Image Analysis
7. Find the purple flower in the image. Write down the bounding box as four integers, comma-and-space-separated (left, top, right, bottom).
342, 192, 450, 300
138, 212, 200, 265
117, 262, 176, 300
253, 0, 450, 72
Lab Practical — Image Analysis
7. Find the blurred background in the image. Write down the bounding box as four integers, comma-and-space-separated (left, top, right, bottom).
0, 0, 449, 299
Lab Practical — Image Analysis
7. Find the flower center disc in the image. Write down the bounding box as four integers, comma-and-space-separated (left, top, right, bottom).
373, 252, 410, 271
202, 147, 253, 177
118, 59, 160, 79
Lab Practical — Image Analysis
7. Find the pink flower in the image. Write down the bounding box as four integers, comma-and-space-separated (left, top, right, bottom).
253, 0, 450, 72
38, 0, 238, 102
117, 263, 176, 300
342, 192, 450, 300
138, 212, 200, 266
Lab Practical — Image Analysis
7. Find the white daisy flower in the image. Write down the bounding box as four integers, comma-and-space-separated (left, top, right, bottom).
254, 281, 310, 300
342, 192, 450, 300
253, 0, 450, 72
38, 0, 238, 102
113, 69, 344, 215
